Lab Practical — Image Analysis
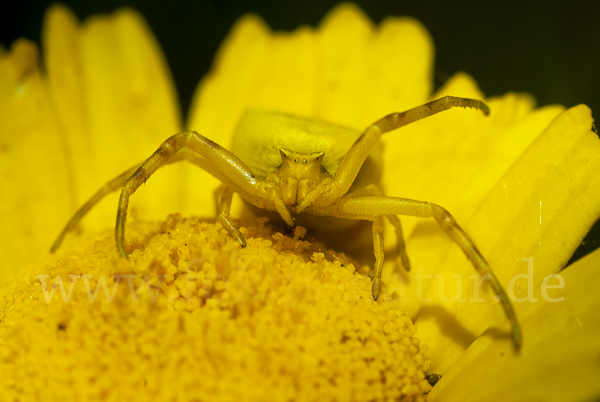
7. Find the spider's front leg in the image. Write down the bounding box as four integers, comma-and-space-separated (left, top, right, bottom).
114, 131, 283, 258
52, 131, 291, 258
297, 96, 489, 212
50, 164, 140, 253
115, 131, 259, 258
332, 195, 522, 351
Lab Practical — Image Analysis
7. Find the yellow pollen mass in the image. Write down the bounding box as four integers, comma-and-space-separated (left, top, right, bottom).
0, 215, 432, 401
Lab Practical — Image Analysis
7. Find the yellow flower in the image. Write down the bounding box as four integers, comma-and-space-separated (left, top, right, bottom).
1, 3, 600, 401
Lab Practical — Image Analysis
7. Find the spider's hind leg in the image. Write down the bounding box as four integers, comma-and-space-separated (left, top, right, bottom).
371, 216, 385, 300
386, 214, 411, 272
336, 195, 522, 351
346, 184, 411, 273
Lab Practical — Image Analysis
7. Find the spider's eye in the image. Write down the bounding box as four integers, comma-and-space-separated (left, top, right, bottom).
303, 159, 307, 164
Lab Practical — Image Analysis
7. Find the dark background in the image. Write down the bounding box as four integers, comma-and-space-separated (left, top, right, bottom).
2, 0, 599, 263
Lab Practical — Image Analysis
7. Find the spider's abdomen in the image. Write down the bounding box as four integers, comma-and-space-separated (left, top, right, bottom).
230, 109, 361, 179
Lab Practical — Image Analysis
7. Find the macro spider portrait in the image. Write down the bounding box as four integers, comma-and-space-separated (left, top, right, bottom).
52, 95, 521, 350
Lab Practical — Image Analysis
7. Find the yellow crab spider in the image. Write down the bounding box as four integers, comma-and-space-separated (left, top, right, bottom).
51, 95, 521, 351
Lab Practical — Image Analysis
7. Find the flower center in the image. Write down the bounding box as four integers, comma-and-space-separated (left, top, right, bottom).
0, 216, 432, 400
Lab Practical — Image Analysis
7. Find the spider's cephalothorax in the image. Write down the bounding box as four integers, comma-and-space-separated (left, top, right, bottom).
51, 96, 522, 351
271, 149, 329, 209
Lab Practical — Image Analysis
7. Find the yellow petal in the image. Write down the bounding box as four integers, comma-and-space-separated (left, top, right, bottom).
383, 73, 563, 236
189, 3, 433, 135
428, 246, 600, 402
314, 4, 432, 127
43, 5, 182, 232
384, 74, 563, 316
0, 39, 71, 285
415, 105, 600, 373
